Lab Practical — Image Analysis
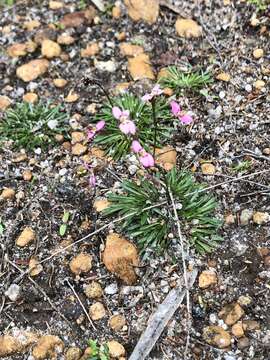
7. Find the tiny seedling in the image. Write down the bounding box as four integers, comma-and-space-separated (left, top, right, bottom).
59, 211, 70, 236
0, 102, 69, 151
87, 339, 110, 360
159, 66, 213, 94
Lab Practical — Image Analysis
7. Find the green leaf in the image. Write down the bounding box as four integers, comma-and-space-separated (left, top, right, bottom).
59, 224, 67, 236
62, 211, 70, 223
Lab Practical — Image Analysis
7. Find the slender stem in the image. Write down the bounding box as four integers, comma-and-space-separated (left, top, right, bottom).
83, 78, 113, 107
151, 99, 158, 159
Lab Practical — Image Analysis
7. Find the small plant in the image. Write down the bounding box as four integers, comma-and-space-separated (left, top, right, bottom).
159, 66, 213, 94
87, 340, 109, 360
92, 93, 174, 160
0, 102, 69, 151
231, 160, 252, 173
104, 168, 222, 254
59, 211, 70, 236
87, 82, 222, 254
248, 0, 268, 11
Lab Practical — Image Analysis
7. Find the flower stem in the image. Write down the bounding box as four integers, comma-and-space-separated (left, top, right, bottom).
151, 99, 158, 159
83, 77, 113, 107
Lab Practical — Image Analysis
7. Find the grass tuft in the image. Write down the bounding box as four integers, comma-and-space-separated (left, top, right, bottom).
103, 168, 222, 254
159, 66, 213, 93
0, 102, 69, 151
93, 93, 174, 160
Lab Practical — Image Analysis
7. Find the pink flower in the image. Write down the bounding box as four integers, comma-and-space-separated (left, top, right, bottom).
142, 84, 163, 102
89, 174, 96, 187
112, 106, 130, 121
139, 152, 155, 168
96, 120, 105, 131
131, 140, 143, 153
119, 120, 136, 135
170, 101, 181, 117
180, 114, 193, 124
170, 100, 193, 125
87, 120, 106, 141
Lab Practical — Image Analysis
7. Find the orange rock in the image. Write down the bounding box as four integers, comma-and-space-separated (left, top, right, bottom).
103, 233, 139, 285
128, 53, 155, 80
0, 96, 11, 111
203, 326, 231, 348
23, 93, 38, 104
69, 253, 92, 275
93, 199, 111, 212
16, 59, 49, 82
155, 146, 177, 171
120, 43, 144, 57
219, 303, 245, 326
112, 5, 121, 18
124, 0, 159, 24
7, 43, 27, 57
175, 18, 202, 38
81, 43, 99, 57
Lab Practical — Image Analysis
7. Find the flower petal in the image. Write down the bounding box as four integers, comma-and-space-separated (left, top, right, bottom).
180, 114, 193, 124
119, 122, 130, 134
140, 153, 155, 168
170, 101, 181, 116
128, 120, 136, 135
96, 120, 105, 131
141, 93, 152, 102
131, 140, 142, 153
152, 84, 163, 96
112, 106, 122, 119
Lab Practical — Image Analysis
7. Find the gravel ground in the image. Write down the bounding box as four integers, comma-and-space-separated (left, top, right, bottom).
0, 0, 270, 359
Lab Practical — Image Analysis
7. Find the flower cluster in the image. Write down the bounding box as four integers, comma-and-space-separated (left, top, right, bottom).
112, 106, 136, 135
170, 101, 193, 125
142, 84, 163, 102
131, 140, 155, 168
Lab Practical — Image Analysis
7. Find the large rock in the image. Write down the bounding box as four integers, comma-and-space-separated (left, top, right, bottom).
124, 0, 159, 24
203, 326, 231, 348
175, 18, 202, 38
103, 233, 139, 285
32, 335, 64, 359
16, 59, 49, 82
128, 54, 155, 80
